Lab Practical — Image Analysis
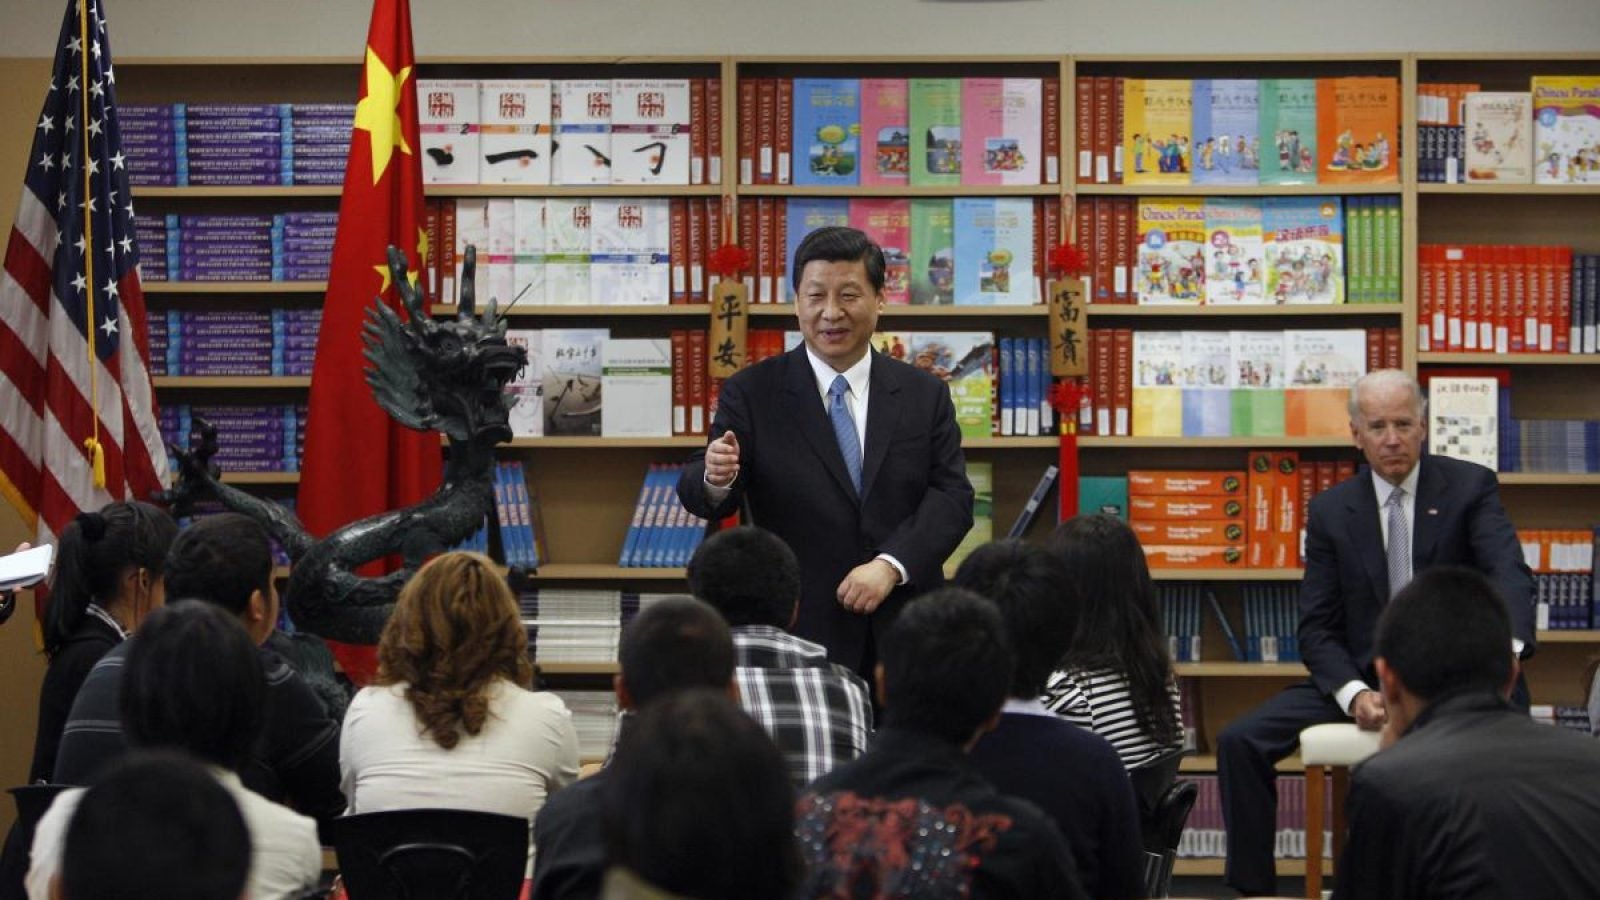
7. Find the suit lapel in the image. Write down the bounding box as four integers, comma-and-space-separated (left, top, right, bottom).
780, 346, 859, 502
1411, 457, 1446, 569
1345, 471, 1389, 600
860, 353, 902, 501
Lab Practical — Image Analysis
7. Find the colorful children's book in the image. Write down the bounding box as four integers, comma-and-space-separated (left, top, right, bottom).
1262, 197, 1344, 305
1228, 329, 1286, 437
860, 78, 910, 187
418, 79, 480, 185
544, 198, 592, 304
1192, 79, 1260, 186
961, 77, 1042, 186
784, 198, 851, 301
540, 328, 608, 436
849, 199, 912, 304
909, 332, 995, 438
504, 328, 543, 438
610, 79, 692, 185
1258, 78, 1319, 185
1464, 91, 1534, 184
1203, 198, 1265, 305
909, 199, 955, 305
478, 79, 552, 185
601, 338, 673, 437
1132, 330, 1183, 437
792, 78, 862, 187
909, 78, 963, 186
952, 197, 1036, 305
1135, 197, 1207, 305
1180, 330, 1233, 436
1315, 77, 1399, 184
1122, 79, 1193, 185
590, 198, 670, 305
1532, 76, 1600, 184
1283, 329, 1366, 437
554, 80, 612, 186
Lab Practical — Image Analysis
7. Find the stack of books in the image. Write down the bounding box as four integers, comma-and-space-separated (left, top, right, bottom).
135, 212, 338, 283
148, 309, 321, 377
619, 464, 708, 568
158, 403, 305, 474
121, 103, 354, 187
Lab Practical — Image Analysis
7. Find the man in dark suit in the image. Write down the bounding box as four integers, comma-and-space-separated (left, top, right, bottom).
677, 226, 974, 676
1335, 566, 1600, 900
1217, 369, 1535, 896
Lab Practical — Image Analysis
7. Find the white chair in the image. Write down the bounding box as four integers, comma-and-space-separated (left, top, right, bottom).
1299, 723, 1382, 899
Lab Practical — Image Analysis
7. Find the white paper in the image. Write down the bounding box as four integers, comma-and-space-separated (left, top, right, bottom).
0, 544, 54, 591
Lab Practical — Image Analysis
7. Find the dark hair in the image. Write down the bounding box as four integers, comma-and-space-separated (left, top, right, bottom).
790, 225, 886, 295
120, 599, 265, 771
618, 596, 734, 708
953, 539, 1080, 698
45, 501, 177, 654
685, 527, 800, 629
60, 750, 250, 900
1048, 514, 1181, 748
602, 689, 801, 900
162, 513, 273, 616
1377, 566, 1514, 701
880, 587, 1013, 745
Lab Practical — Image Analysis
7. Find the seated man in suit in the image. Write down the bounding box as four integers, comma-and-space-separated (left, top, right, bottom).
1217, 369, 1535, 896
1335, 566, 1600, 900
686, 525, 873, 786
677, 226, 974, 678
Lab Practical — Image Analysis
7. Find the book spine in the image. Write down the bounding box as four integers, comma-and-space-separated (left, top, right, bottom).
1110, 76, 1125, 184
689, 78, 707, 186
1111, 198, 1133, 304
738, 199, 758, 300
671, 329, 688, 435
1075, 75, 1093, 185
738, 79, 757, 185
756, 78, 777, 185
669, 198, 689, 305
687, 198, 707, 302
1092, 199, 1113, 305
707, 76, 723, 185
1092, 76, 1112, 184
1042, 76, 1060, 185
688, 328, 708, 435
774, 77, 793, 186
1113, 327, 1132, 436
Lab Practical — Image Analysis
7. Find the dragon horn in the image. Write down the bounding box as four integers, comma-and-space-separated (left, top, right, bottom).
459, 244, 478, 319
386, 245, 428, 325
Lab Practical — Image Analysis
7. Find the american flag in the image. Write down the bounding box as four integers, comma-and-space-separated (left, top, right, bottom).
0, 0, 166, 549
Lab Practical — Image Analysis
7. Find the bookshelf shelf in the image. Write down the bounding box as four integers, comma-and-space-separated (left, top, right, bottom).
1174, 662, 1307, 677
1075, 183, 1400, 197
1151, 568, 1303, 581
433, 303, 716, 318
219, 471, 301, 485
502, 437, 706, 449
1182, 753, 1302, 773
1173, 859, 1312, 878
152, 376, 312, 389
1417, 353, 1600, 366
1499, 473, 1600, 486
748, 304, 1050, 318
1536, 630, 1600, 644
1081, 436, 1351, 449
144, 282, 329, 294
133, 186, 342, 198
736, 184, 1062, 198
537, 661, 621, 675
527, 564, 686, 580
1085, 304, 1405, 319
1417, 183, 1600, 196
425, 184, 724, 198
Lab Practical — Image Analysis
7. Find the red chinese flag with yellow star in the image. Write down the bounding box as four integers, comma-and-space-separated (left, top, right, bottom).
297, 0, 435, 681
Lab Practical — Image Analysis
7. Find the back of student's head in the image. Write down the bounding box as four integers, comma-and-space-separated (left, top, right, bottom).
120, 599, 265, 772
602, 689, 801, 900
1377, 566, 1514, 702
618, 596, 734, 708
685, 526, 800, 629
46, 501, 177, 654
162, 513, 272, 616
952, 539, 1080, 698
59, 750, 250, 900
880, 587, 1013, 745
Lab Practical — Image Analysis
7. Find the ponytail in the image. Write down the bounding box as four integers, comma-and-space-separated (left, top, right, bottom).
43, 501, 178, 655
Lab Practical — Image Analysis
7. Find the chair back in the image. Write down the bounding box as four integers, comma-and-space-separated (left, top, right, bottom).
1128, 746, 1186, 821
331, 809, 527, 900
1141, 780, 1199, 899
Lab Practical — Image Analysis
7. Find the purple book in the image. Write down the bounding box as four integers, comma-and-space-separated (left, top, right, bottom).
184, 173, 282, 187
289, 172, 345, 186
183, 159, 285, 175
277, 268, 332, 281
275, 237, 334, 253
180, 144, 284, 162
175, 103, 285, 119
279, 211, 340, 227
173, 215, 276, 229
274, 249, 332, 265
128, 172, 180, 186
288, 103, 357, 116
288, 157, 348, 171
174, 362, 273, 375
174, 247, 274, 262
178, 311, 275, 324
174, 271, 276, 282
190, 404, 295, 417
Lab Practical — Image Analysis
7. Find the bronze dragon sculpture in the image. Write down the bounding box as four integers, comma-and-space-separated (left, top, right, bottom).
163, 245, 527, 645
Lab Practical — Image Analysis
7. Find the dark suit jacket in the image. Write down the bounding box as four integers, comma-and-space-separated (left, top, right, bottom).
1298, 454, 1535, 697
677, 347, 973, 673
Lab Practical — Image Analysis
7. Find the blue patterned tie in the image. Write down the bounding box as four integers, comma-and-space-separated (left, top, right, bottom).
1386, 487, 1411, 599
829, 375, 863, 494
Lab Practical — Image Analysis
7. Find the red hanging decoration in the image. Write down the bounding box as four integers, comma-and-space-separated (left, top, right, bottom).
1048, 241, 1090, 279
707, 243, 751, 280
1048, 379, 1088, 524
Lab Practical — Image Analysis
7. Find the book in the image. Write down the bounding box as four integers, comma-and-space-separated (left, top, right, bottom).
601, 338, 673, 438
791, 78, 862, 187
483, 198, 517, 307
1532, 76, 1600, 184
850, 199, 912, 305
610, 79, 692, 185
1283, 329, 1367, 437
1229, 329, 1287, 437
961, 77, 1042, 186
540, 328, 608, 436
590, 198, 670, 306
417, 79, 480, 184
1203, 198, 1265, 305
512, 198, 546, 307
504, 328, 543, 438
1464, 91, 1534, 183
1262, 196, 1344, 305
1259, 78, 1319, 185
554, 80, 612, 186
910, 332, 995, 439
952, 197, 1036, 305
945, 461, 993, 575
1122, 79, 1193, 185
909, 78, 963, 186
1135, 197, 1207, 305
478, 79, 552, 185
783, 198, 851, 300
909, 199, 956, 305
1316, 77, 1400, 184
1006, 464, 1060, 538
1180, 330, 1232, 437
1132, 330, 1184, 437
1427, 376, 1500, 471
860, 77, 910, 187
544, 198, 592, 304
1192, 79, 1260, 186
1079, 475, 1129, 519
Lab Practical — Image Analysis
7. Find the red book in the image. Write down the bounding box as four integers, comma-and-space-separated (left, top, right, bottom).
1417, 245, 1435, 351
1042, 76, 1061, 185
1110, 76, 1125, 183
1461, 245, 1482, 352
1074, 75, 1094, 185
688, 328, 709, 434
1490, 245, 1511, 354
440, 199, 457, 305
1510, 245, 1535, 353
1112, 327, 1133, 436
669, 198, 689, 304
774, 77, 793, 185
688, 78, 707, 186
706, 76, 724, 185
1383, 327, 1401, 370
1335, 460, 1356, 483
1032, 199, 1046, 303
1091, 76, 1113, 183
1538, 244, 1558, 352
1041, 198, 1063, 275
1316, 461, 1337, 494
670, 329, 688, 434
1553, 246, 1573, 353
737, 79, 757, 185
1111, 199, 1133, 303
738, 198, 759, 299
756, 78, 777, 185
771, 198, 788, 302
1444, 245, 1465, 352
1365, 327, 1383, 372
422, 199, 442, 301
760, 198, 780, 303
686, 197, 706, 302
1074, 196, 1095, 284
1092, 199, 1114, 304
1086, 328, 1108, 435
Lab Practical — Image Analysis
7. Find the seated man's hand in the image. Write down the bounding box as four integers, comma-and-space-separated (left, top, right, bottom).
836, 559, 898, 616
1352, 689, 1387, 732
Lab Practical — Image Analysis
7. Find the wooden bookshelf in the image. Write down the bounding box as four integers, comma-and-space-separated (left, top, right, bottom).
219, 471, 301, 485
1174, 662, 1307, 677
145, 282, 329, 294
1084, 304, 1405, 318
152, 376, 312, 389
433, 303, 715, 318
1418, 353, 1600, 366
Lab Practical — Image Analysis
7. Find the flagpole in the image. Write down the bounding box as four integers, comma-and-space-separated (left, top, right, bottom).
77, 0, 105, 488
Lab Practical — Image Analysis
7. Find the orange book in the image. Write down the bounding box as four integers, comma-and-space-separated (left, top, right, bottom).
1490, 245, 1511, 354
1129, 471, 1246, 497
1315, 77, 1399, 184
1143, 545, 1247, 569
1246, 450, 1275, 567
1538, 245, 1558, 352
1511, 245, 1535, 353
1132, 520, 1246, 545
1271, 451, 1301, 568
1130, 495, 1246, 521
1418, 244, 1436, 351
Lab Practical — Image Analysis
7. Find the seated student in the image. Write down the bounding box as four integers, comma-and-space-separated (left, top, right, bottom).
598, 689, 802, 900
339, 551, 579, 870
48, 750, 251, 900
29, 600, 321, 900
795, 588, 1087, 900
1042, 515, 1185, 771
685, 526, 872, 786
1335, 567, 1600, 900
532, 597, 736, 900
956, 539, 1148, 900
53, 514, 346, 838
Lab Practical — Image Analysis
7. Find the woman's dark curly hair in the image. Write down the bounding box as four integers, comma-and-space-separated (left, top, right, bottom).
376, 551, 533, 750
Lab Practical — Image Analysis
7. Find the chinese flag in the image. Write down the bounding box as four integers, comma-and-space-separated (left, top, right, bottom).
296, 0, 436, 683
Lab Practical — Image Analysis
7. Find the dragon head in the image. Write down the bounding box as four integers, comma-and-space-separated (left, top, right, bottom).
361, 245, 528, 445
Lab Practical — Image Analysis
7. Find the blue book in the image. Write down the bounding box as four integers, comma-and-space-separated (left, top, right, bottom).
1025, 337, 1044, 436
1192, 80, 1260, 186
952, 197, 1035, 306
792, 78, 862, 187
784, 199, 851, 300
998, 338, 1018, 435
619, 466, 657, 567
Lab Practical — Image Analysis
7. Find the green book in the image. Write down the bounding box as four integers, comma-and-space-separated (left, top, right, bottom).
1228, 329, 1286, 436
909, 198, 955, 305
1380, 196, 1401, 303
1346, 196, 1367, 303
1078, 476, 1129, 519
910, 78, 962, 186
945, 461, 994, 575
1258, 78, 1319, 186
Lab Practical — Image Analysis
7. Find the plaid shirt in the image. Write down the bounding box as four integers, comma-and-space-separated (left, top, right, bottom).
732, 625, 874, 787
